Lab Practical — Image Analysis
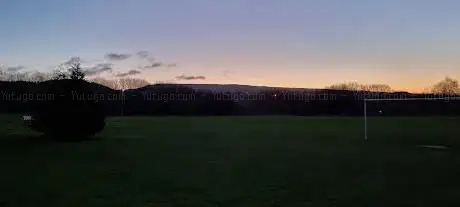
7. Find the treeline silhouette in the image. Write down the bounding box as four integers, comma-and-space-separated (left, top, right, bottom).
1, 80, 460, 117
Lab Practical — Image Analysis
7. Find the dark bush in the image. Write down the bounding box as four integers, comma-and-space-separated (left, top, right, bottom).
28, 79, 106, 140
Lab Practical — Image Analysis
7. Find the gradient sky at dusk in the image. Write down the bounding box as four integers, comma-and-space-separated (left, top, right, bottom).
1, 0, 460, 92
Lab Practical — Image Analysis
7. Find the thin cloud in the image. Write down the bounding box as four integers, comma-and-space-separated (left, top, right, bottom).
105, 53, 132, 61
176, 75, 206, 80
136, 51, 149, 59
84, 63, 113, 76
166, 63, 177, 68
63, 56, 82, 65
5, 65, 26, 72
115, 70, 142, 77
142, 62, 163, 69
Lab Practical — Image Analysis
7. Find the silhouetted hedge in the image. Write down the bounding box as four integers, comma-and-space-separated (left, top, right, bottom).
27, 79, 106, 140
1, 81, 459, 118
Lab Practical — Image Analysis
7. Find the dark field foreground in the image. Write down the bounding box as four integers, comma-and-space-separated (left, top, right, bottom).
1, 115, 460, 206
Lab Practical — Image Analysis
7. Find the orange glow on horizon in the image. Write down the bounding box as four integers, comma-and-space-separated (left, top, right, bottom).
140, 63, 460, 94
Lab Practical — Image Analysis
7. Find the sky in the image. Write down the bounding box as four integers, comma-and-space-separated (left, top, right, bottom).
1, 0, 460, 92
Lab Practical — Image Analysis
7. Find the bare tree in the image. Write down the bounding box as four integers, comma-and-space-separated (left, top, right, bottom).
326, 82, 392, 92
0, 69, 14, 81
50, 57, 85, 80
0, 69, 42, 82
326, 82, 361, 91
431, 77, 460, 95
363, 84, 393, 93
90, 77, 150, 90
28, 71, 52, 82
5, 71, 18, 81
51, 69, 68, 80
118, 78, 150, 89
68, 61, 85, 80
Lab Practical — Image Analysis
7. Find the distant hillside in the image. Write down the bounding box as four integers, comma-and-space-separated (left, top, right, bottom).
0, 80, 117, 94
1, 80, 459, 116
182, 84, 275, 93
0, 80, 423, 96
179, 84, 414, 94
136, 83, 318, 94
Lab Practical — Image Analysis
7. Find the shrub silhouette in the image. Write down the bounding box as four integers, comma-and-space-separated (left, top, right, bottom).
28, 79, 106, 140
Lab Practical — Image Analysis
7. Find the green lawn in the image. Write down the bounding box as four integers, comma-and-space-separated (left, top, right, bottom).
1, 115, 460, 206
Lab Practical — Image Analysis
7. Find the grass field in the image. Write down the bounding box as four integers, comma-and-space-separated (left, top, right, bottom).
1, 115, 460, 206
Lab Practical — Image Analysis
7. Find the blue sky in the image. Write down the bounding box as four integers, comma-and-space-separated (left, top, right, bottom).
1, 0, 460, 91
